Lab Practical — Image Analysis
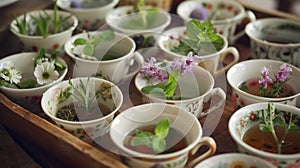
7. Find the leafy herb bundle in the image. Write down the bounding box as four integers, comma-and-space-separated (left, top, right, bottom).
13, 1, 73, 38
72, 30, 115, 59
130, 118, 170, 154
171, 19, 224, 56
252, 103, 300, 154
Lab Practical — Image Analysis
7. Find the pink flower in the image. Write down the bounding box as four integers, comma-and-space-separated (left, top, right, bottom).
140, 57, 166, 81
275, 63, 292, 82
258, 67, 272, 89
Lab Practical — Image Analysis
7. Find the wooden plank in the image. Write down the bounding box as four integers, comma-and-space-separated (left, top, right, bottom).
0, 93, 128, 168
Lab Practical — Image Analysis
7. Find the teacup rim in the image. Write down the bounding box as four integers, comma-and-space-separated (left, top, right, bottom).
228, 102, 300, 159
41, 77, 123, 125
245, 17, 300, 47
0, 52, 68, 92
64, 31, 136, 64
10, 9, 78, 38
158, 26, 229, 58
134, 65, 215, 102
105, 5, 172, 34
177, 0, 247, 24
110, 103, 202, 158
57, 0, 119, 12
227, 59, 300, 101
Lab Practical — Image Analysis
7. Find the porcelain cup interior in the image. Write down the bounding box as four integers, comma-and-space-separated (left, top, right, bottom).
110, 103, 216, 168
228, 102, 300, 168
227, 59, 300, 110
245, 18, 300, 67
135, 64, 226, 118
64, 31, 144, 83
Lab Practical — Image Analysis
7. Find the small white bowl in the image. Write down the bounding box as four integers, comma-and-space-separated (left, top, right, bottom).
0, 52, 68, 111
10, 9, 78, 53
57, 0, 119, 30
194, 153, 275, 168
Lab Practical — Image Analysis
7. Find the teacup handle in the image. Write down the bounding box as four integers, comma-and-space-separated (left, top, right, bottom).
201, 87, 226, 117
185, 136, 217, 168
214, 47, 239, 77
230, 10, 256, 44
123, 51, 144, 80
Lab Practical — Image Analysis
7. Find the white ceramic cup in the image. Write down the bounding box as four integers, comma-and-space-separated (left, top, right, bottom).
110, 103, 217, 168
10, 9, 78, 54
135, 65, 226, 118
245, 18, 300, 67
177, 0, 256, 44
158, 26, 240, 76
57, 0, 119, 30
229, 103, 300, 168
41, 77, 123, 143
227, 59, 300, 110
64, 31, 144, 83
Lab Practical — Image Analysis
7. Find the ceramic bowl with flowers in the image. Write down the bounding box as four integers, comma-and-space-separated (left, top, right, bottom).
227, 59, 300, 110
41, 77, 123, 143
0, 49, 68, 112
10, 1, 78, 54
134, 52, 226, 118
57, 0, 119, 30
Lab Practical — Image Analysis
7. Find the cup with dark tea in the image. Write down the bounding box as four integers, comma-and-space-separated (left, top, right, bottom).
229, 102, 300, 168
110, 103, 217, 168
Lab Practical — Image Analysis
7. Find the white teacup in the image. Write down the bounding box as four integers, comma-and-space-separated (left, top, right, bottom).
229, 103, 300, 168
135, 65, 226, 118
64, 31, 144, 83
158, 26, 240, 76
110, 103, 217, 168
177, 0, 256, 44
245, 18, 300, 67
227, 59, 300, 110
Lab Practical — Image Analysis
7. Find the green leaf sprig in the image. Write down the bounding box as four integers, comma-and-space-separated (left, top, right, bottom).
255, 103, 300, 154
13, 1, 72, 38
124, 0, 158, 30
171, 19, 224, 55
73, 30, 115, 57
141, 69, 180, 100
130, 118, 170, 154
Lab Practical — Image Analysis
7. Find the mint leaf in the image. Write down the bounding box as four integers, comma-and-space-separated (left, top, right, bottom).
164, 70, 180, 99
141, 83, 165, 94
152, 136, 166, 154
154, 118, 170, 139
74, 38, 87, 45
130, 130, 154, 148
83, 44, 94, 56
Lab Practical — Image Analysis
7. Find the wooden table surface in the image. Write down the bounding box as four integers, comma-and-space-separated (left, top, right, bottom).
0, 0, 299, 167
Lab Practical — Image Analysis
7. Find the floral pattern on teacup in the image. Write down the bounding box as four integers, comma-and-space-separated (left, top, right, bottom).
217, 160, 258, 168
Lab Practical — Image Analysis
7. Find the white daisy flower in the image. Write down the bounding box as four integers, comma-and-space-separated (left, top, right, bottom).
0, 62, 22, 84
34, 62, 59, 85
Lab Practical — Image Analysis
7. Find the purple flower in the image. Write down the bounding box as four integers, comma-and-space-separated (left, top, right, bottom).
170, 58, 182, 71
140, 57, 166, 81
180, 52, 199, 74
275, 63, 292, 82
258, 67, 272, 89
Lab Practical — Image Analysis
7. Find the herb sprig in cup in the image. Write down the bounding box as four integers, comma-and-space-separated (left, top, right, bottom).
140, 52, 199, 100
171, 19, 224, 56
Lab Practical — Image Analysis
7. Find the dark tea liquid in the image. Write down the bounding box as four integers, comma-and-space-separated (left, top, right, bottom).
242, 124, 300, 154
238, 78, 295, 98
124, 126, 188, 155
